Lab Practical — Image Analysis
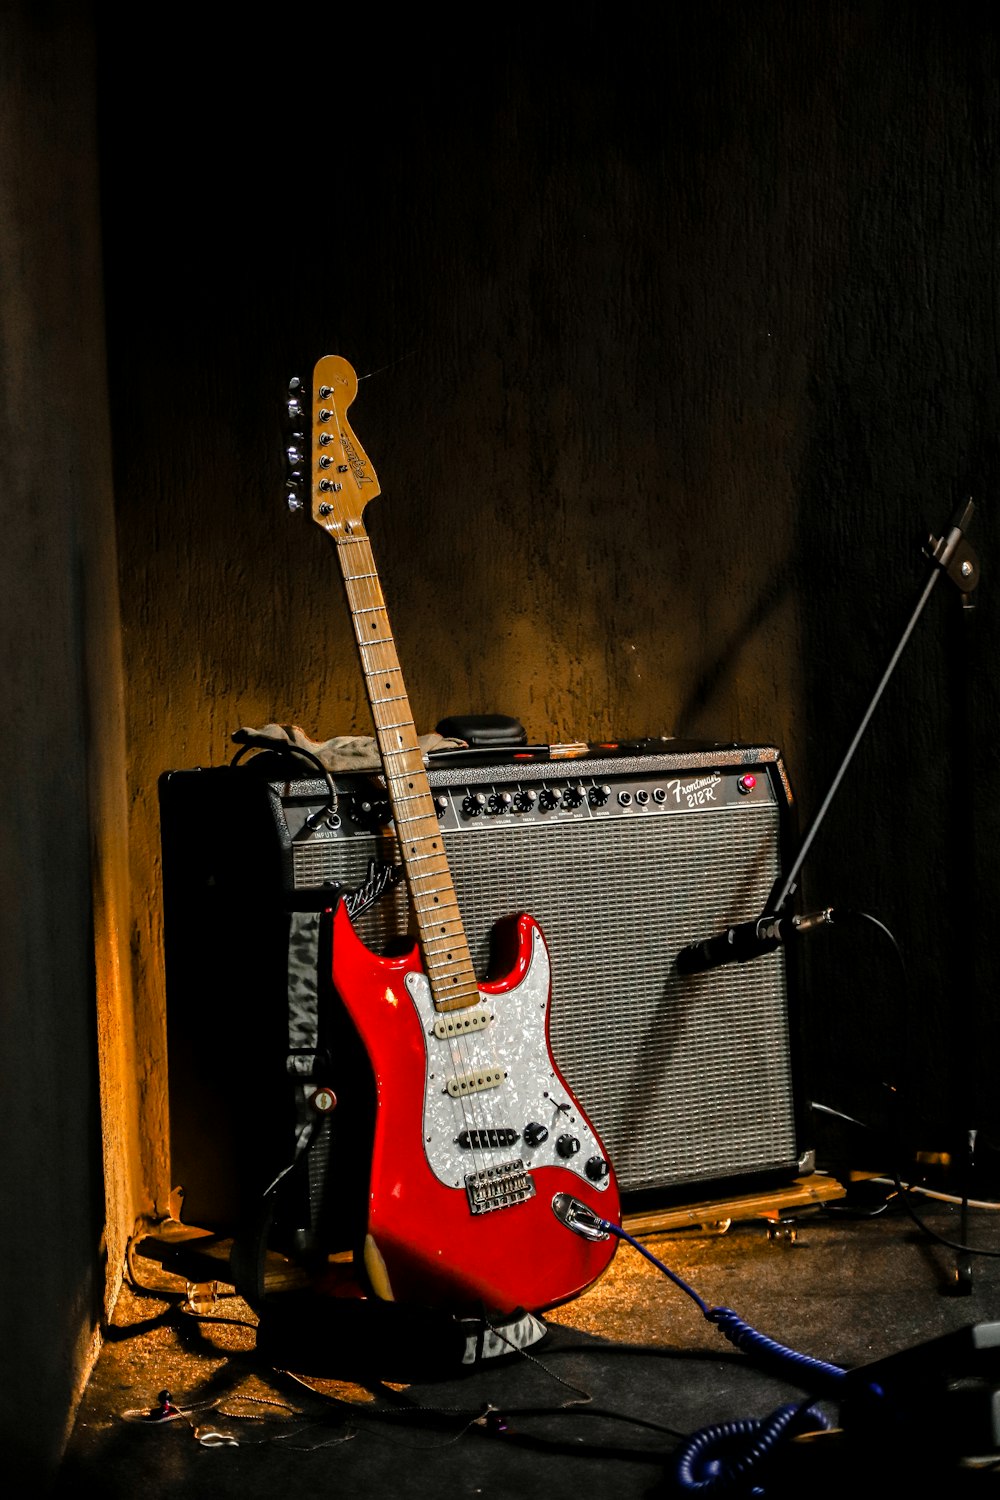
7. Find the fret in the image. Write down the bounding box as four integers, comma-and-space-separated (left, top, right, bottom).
421, 927, 469, 946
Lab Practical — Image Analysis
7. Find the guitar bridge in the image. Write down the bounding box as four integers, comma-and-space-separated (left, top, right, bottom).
465, 1159, 536, 1216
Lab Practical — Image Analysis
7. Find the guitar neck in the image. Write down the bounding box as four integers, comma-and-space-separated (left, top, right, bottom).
336, 530, 480, 1012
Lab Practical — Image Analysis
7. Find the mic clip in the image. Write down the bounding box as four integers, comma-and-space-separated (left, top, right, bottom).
676, 907, 835, 975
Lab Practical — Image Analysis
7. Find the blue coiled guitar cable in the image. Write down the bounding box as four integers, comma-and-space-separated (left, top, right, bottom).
595, 1215, 856, 1495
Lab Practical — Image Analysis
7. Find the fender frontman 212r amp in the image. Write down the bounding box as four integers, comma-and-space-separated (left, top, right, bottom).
159, 737, 810, 1230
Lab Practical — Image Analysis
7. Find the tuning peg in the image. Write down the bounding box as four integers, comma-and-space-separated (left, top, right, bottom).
286, 376, 304, 424
286, 467, 304, 512
286, 439, 305, 469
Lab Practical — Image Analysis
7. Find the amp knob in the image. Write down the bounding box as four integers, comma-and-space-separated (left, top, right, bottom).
556, 1133, 581, 1158
434, 795, 448, 819
461, 792, 486, 817
588, 784, 611, 808
562, 784, 585, 809
538, 787, 562, 812
353, 796, 390, 829
486, 791, 513, 815
513, 790, 537, 813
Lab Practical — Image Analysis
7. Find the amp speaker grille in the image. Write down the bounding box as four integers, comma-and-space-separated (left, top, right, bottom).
441, 808, 796, 1193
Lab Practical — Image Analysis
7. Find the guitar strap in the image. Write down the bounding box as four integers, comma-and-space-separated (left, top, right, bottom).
286, 908, 325, 1156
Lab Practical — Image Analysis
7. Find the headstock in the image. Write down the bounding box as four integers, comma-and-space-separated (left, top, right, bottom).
284, 355, 381, 540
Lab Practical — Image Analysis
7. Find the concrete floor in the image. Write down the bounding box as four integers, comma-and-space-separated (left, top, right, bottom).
54, 1179, 1000, 1498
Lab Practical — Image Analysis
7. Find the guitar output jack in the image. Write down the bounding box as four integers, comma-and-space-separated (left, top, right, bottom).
551, 1193, 610, 1241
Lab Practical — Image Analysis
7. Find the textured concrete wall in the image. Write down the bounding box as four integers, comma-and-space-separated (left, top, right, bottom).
98, 2, 1000, 1209
0, 1, 135, 1484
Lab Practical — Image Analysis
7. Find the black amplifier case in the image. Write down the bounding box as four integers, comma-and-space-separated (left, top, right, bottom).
159, 740, 810, 1233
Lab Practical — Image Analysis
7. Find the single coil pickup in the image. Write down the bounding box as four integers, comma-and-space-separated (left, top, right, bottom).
465, 1160, 535, 1216
432, 1008, 491, 1040
446, 1067, 505, 1099
457, 1127, 520, 1150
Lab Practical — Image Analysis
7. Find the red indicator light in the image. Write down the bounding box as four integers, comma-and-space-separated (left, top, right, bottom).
737, 774, 757, 795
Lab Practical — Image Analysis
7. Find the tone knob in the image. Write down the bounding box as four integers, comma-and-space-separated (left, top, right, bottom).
513, 789, 537, 813
562, 784, 585, 809
585, 1156, 610, 1181
588, 784, 611, 808
461, 792, 486, 817
538, 787, 562, 812
523, 1121, 549, 1147
556, 1133, 581, 1158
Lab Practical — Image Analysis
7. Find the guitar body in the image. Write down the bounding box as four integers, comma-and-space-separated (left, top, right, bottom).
329, 899, 620, 1314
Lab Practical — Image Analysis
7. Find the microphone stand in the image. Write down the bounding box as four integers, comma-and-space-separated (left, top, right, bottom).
761, 499, 980, 1291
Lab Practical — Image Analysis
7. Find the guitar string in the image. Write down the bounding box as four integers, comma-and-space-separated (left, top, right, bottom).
318, 383, 518, 1190
339, 545, 514, 1181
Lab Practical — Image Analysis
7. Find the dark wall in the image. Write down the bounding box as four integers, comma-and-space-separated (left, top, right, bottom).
1, 1, 130, 1484
97, 1, 1000, 1201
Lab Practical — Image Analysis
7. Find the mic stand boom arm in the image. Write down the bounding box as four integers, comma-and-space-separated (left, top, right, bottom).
676, 500, 979, 976
768, 497, 979, 922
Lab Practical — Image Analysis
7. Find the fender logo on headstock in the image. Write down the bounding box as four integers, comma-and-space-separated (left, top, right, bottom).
340, 429, 375, 489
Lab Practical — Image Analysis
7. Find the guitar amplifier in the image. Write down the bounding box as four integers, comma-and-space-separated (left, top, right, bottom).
160, 738, 809, 1228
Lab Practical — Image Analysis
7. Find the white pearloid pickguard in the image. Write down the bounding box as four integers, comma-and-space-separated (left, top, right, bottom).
405, 926, 611, 1193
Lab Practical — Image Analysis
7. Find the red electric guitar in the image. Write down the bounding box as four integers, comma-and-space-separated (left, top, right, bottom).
296, 355, 619, 1314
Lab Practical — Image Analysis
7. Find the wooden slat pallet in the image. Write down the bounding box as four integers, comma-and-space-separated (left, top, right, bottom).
623, 1174, 846, 1237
